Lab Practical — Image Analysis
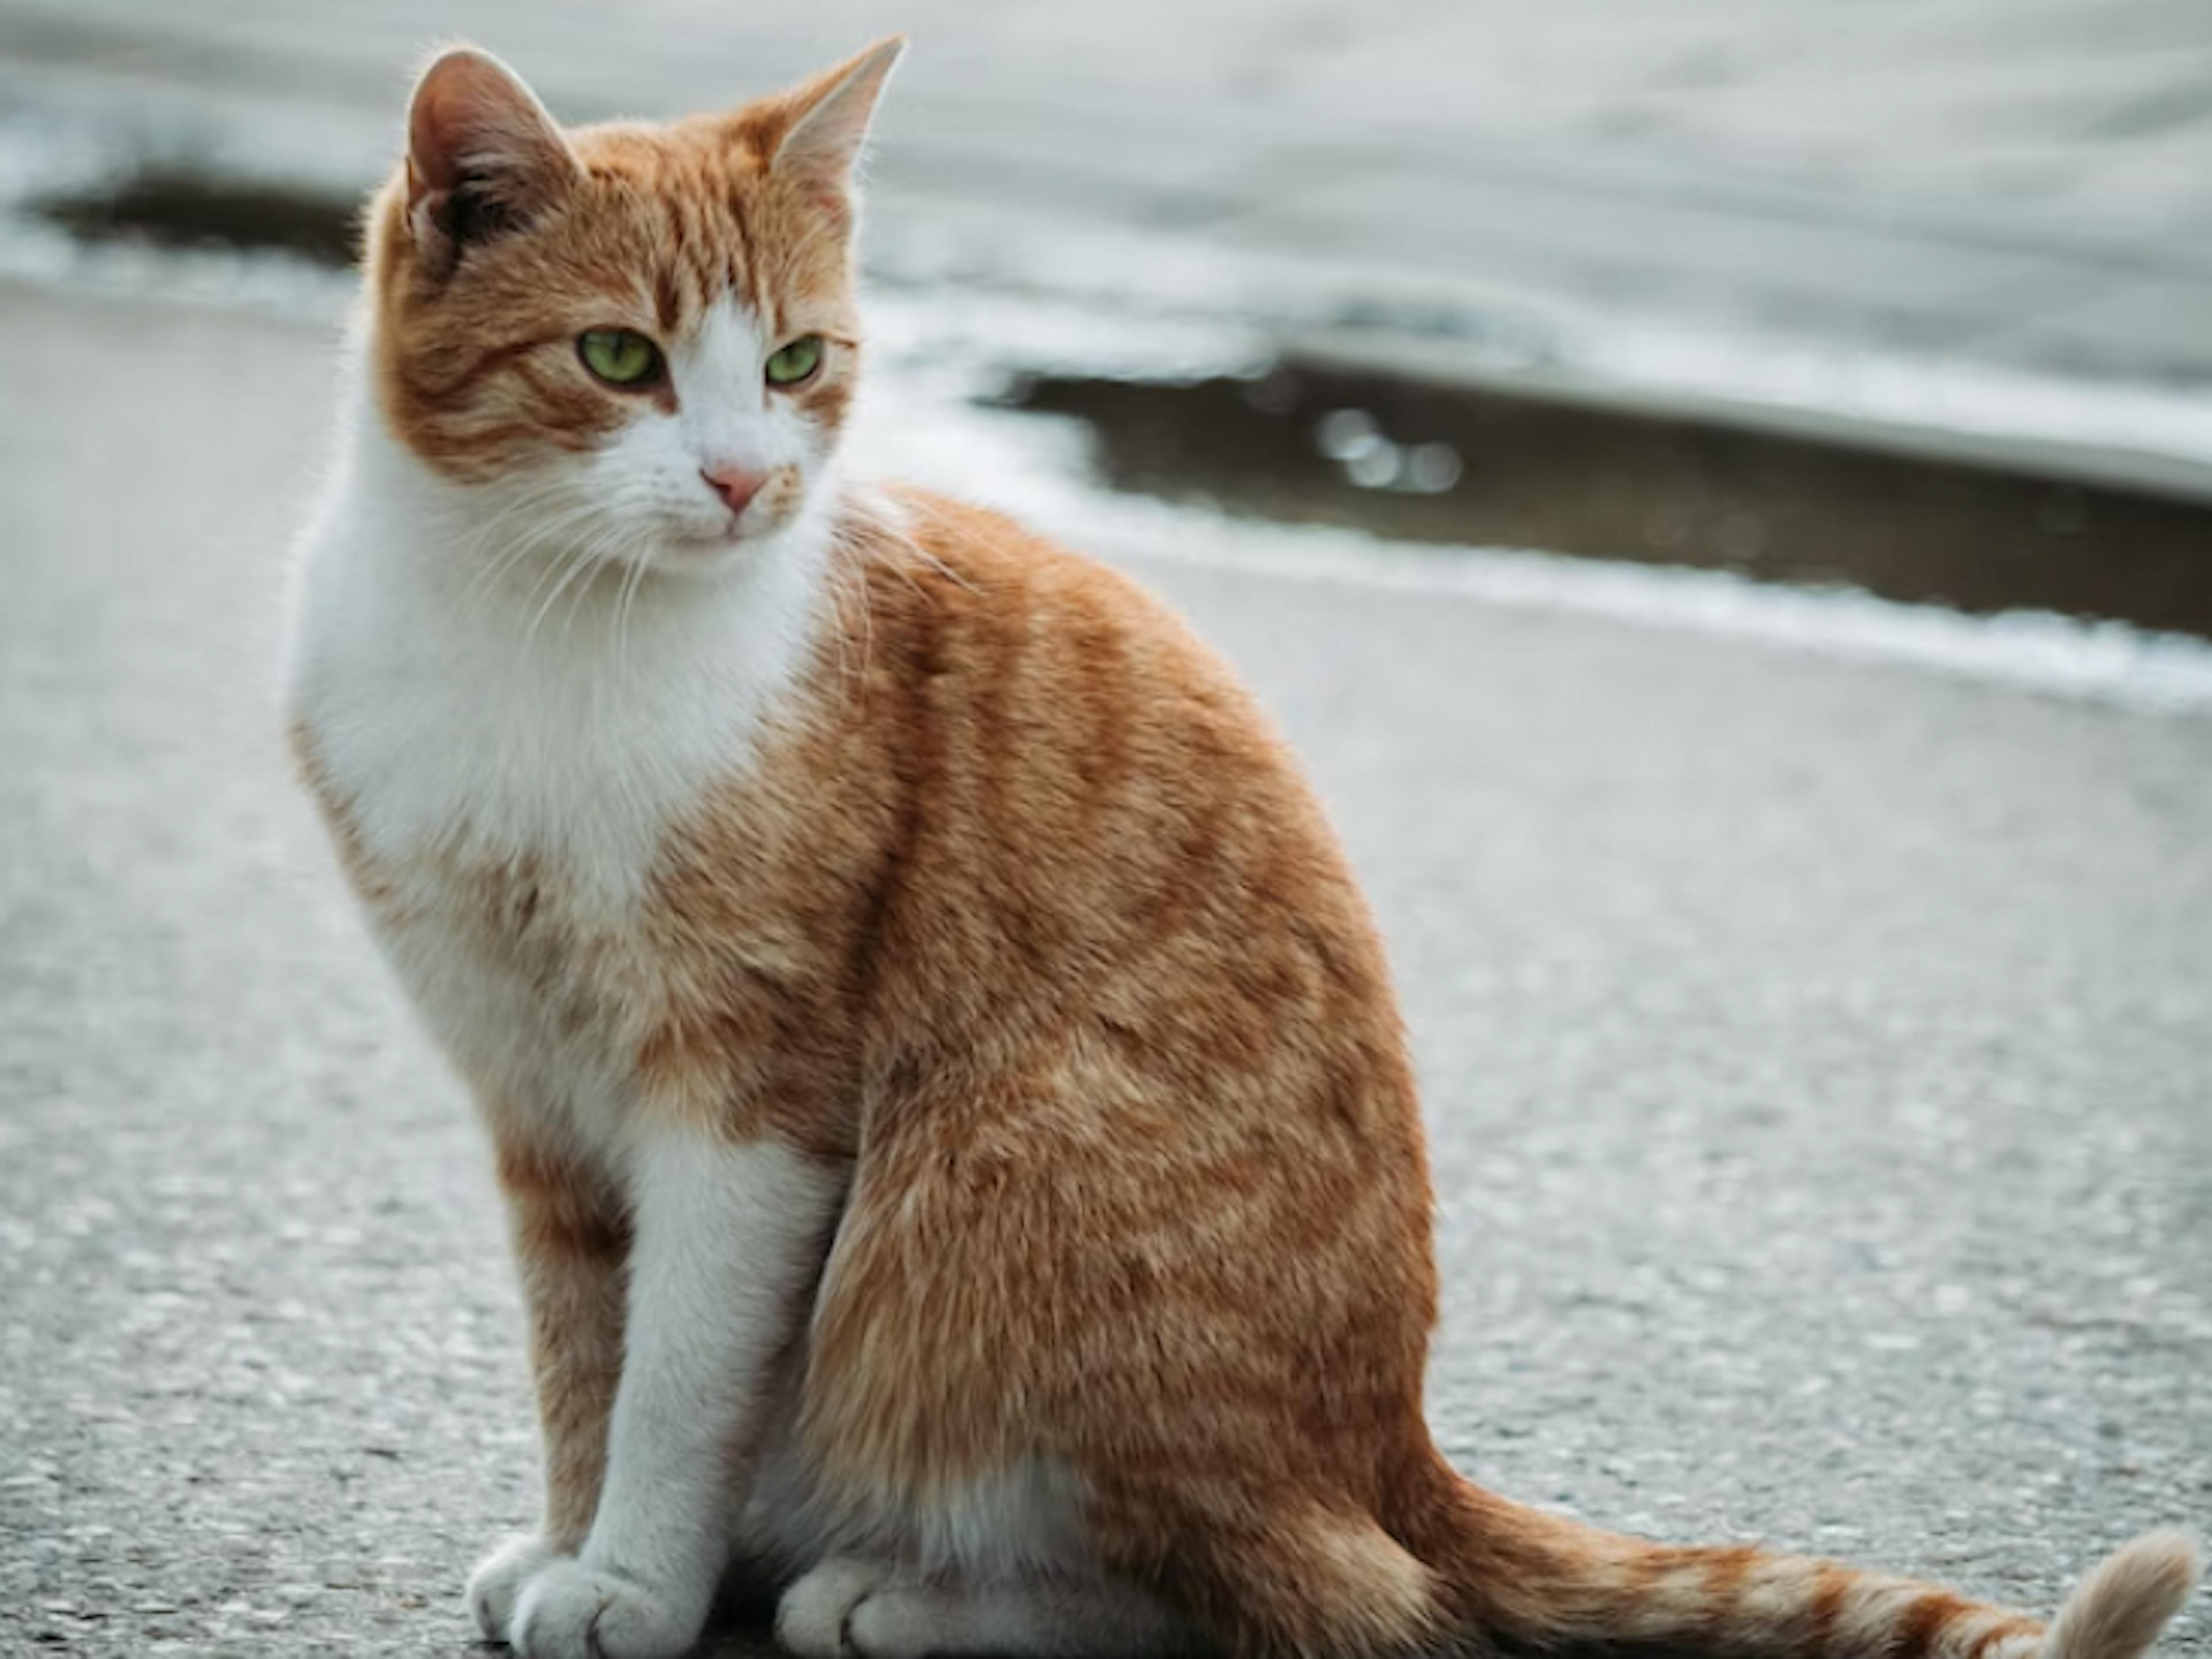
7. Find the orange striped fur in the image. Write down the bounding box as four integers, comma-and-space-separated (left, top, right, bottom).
290, 39, 2203, 1659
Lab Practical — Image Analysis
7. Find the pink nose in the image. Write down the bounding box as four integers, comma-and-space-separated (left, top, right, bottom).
702, 464, 767, 517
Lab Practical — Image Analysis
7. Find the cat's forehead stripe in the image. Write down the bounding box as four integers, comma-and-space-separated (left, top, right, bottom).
653, 263, 683, 338
622, 152, 786, 344
723, 184, 766, 333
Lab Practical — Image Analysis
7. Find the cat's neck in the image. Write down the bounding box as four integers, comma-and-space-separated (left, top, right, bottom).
287, 350, 844, 902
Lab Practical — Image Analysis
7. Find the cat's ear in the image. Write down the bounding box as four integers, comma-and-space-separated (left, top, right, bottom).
404, 47, 579, 271
768, 36, 906, 197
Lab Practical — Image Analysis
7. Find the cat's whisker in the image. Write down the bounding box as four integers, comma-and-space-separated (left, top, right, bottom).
573, 531, 641, 639
505, 530, 582, 634
554, 539, 609, 646
831, 571, 857, 698
832, 546, 876, 706
503, 502, 621, 612
609, 546, 652, 672
450, 475, 580, 572
459, 477, 569, 553
521, 542, 602, 649
844, 495, 976, 604
455, 490, 606, 622
902, 540, 979, 596
460, 527, 572, 622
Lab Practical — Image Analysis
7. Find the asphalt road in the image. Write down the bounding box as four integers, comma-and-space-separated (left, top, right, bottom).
2, 281, 2209, 1655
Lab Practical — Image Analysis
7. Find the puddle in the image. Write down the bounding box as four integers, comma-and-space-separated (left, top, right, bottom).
995, 363, 2212, 641
19, 164, 2212, 647
33, 172, 359, 267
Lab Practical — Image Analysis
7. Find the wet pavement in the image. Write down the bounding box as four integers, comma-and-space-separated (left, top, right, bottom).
17, 160, 2212, 638
3, 267, 2210, 1657
1001, 362, 2212, 639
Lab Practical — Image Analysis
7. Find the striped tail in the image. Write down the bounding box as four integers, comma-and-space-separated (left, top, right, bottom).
1403, 1457, 2200, 1659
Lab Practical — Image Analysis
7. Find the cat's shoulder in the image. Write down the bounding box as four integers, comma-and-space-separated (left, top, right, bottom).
847, 483, 1198, 636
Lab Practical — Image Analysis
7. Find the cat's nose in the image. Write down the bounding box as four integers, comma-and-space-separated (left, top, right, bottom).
700, 464, 767, 518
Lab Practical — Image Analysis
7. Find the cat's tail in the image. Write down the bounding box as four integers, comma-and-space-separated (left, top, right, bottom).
1399, 1452, 2200, 1659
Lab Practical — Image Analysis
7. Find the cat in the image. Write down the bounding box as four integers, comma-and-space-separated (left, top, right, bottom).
285, 35, 2202, 1659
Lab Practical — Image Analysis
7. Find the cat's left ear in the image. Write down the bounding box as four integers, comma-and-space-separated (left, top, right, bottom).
768, 36, 906, 198
404, 47, 581, 273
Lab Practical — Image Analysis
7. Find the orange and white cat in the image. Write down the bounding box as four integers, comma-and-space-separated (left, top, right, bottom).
286, 37, 2201, 1659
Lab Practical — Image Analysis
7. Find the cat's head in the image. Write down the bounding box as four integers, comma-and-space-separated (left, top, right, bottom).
362, 40, 902, 575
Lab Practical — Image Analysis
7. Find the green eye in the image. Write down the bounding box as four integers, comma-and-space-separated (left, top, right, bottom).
765, 335, 824, 387
578, 329, 663, 387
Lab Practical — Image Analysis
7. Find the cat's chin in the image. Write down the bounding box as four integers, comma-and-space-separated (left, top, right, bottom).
647, 509, 818, 577
646, 524, 766, 576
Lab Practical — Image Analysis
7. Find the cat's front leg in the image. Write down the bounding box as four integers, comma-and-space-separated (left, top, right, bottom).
511, 1125, 843, 1659
469, 1134, 630, 1642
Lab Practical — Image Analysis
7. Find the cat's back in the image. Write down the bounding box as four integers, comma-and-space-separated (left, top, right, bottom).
846, 485, 1345, 896
825, 487, 1415, 1127
794, 490, 1443, 1551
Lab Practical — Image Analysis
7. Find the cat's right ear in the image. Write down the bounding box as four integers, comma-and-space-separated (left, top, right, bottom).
404, 48, 579, 274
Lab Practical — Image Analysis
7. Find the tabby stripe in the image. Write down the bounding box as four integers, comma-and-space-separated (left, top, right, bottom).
1803, 1563, 1854, 1657
1895, 1592, 1976, 1659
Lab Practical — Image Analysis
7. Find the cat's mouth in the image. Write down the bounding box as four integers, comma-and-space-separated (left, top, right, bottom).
660, 493, 802, 560
650, 516, 771, 570
675, 520, 746, 547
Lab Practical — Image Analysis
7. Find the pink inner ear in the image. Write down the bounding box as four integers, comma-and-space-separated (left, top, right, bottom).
771, 37, 904, 192
407, 49, 575, 210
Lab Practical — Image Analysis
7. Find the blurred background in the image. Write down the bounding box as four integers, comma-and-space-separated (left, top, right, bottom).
2, 5, 2209, 1657
9, 0, 2212, 626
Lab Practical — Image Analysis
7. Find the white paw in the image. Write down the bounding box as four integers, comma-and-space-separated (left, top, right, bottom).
512, 1559, 704, 1659
468, 1533, 563, 1643
845, 1586, 949, 1659
774, 1557, 891, 1659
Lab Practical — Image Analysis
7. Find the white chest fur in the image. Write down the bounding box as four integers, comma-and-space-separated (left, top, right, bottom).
286, 387, 830, 1144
